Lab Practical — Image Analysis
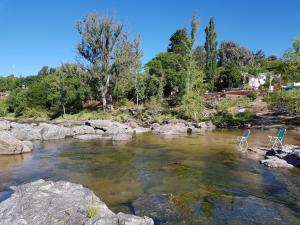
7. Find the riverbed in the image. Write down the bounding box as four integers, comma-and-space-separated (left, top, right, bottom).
0, 129, 300, 224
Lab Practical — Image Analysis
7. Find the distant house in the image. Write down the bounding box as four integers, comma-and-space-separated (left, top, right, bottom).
248, 73, 267, 90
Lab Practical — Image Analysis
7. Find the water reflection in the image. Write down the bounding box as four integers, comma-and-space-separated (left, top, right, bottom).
0, 129, 299, 224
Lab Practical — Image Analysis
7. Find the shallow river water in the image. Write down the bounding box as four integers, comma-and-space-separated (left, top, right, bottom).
0, 129, 300, 224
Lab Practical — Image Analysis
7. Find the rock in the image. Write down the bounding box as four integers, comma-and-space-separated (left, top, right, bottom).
112, 132, 132, 141
95, 129, 105, 135
0, 180, 153, 225
132, 194, 191, 224
21, 141, 34, 149
152, 123, 190, 135
127, 121, 139, 128
38, 123, 72, 140
0, 120, 10, 131
0, 131, 32, 155
283, 151, 300, 168
260, 156, 294, 168
71, 125, 95, 136
133, 127, 151, 134
196, 121, 216, 129
74, 135, 112, 141
86, 120, 134, 135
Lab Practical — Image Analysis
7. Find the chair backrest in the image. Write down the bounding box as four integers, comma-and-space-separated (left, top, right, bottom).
277, 128, 286, 141
242, 130, 250, 138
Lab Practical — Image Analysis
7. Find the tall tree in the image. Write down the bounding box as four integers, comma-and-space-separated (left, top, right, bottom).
77, 12, 141, 110
218, 41, 254, 67
167, 28, 190, 56
284, 37, 300, 60
204, 17, 217, 91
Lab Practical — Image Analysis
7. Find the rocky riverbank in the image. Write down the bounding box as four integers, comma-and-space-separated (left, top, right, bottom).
0, 119, 216, 155
245, 145, 300, 168
0, 179, 154, 225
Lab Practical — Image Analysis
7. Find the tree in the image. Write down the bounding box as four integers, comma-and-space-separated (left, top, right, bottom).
167, 28, 190, 56
38, 66, 49, 77
253, 49, 266, 60
283, 37, 300, 60
218, 41, 254, 67
194, 45, 206, 69
204, 17, 217, 91
146, 52, 184, 100
77, 12, 141, 110
222, 62, 242, 89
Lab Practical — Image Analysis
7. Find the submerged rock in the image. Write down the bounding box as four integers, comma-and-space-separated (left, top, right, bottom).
112, 132, 132, 141
132, 194, 191, 224
0, 131, 32, 155
0, 180, 153, 225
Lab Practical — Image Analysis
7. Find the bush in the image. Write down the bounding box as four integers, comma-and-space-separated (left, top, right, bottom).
268, 89, 300, 114
212, 111, 255, 127
180, 90, 204, 122
0, 101, 8, 117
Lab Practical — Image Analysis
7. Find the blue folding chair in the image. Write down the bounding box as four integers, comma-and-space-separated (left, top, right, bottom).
237, 130, 251, 149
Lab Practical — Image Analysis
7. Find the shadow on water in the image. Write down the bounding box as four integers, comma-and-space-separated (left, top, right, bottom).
0, 130, 299, 224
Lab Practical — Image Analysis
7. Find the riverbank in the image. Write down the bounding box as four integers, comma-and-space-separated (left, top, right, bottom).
0, 119, 217, 155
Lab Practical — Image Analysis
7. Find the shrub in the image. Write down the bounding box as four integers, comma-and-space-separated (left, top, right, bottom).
86, 207, 100, 218
180, 90, 204, 122
0, 100, 8, 117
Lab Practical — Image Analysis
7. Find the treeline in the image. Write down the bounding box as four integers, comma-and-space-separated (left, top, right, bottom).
0, 12, 299, 121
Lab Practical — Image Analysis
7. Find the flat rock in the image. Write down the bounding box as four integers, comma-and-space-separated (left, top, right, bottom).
0, 180, 153, 225
0, 131, 32, 155
260, 156, 294, 168
0, 120, 11, 131
152, 123, 190, 135
133, 127, 151, 134
71, 125, 95, 136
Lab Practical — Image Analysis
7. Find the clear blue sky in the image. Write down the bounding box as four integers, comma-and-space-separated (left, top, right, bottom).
0, 0, 299, 76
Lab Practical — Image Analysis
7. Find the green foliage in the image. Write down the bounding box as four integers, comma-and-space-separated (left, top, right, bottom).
0, 100, 8, 117
213, 111, 255, 127
86, 207, 100, 218
204, 17, 218, 91
146, 52, 185, 100
167, 28, 190, 56
268, 89, 300, 113
261, 60, 300, 82
222, 62, 242, 88
283, 37, 300, 60
181, 90, 204, 122
0, 76, 19, 92
218, 41, 254, 67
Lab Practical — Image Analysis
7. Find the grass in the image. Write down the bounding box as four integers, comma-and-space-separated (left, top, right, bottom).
86, 206, 100, 218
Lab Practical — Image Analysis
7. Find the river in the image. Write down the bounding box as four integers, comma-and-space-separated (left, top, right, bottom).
0, 129, 299, 224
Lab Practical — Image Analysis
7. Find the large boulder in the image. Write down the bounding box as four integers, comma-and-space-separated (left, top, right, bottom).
86, 120, 133, 134
0, 120, 10, 131
71, 125, 95, 136
152, 123, 190, 135
0, 131, 32, 155
0, 180, 153, 225
38, 123, 72, 140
